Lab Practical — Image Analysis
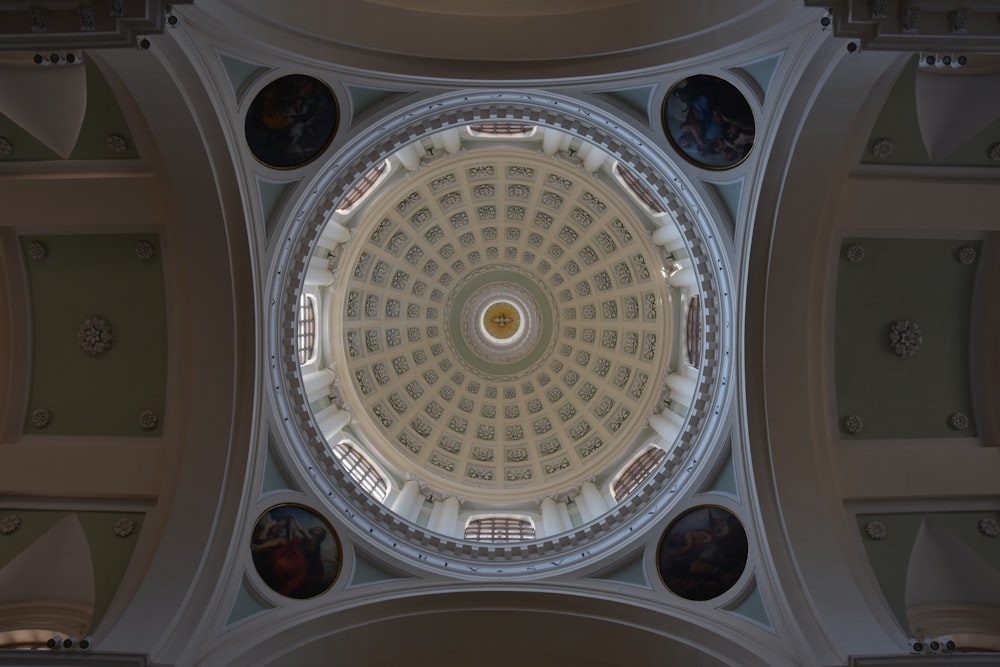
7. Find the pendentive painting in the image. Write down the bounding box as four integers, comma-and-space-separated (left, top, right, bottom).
662, 74, 755, 169
245, 74, 338, 169
658, 506, 749, 601
251, 504, 341, 599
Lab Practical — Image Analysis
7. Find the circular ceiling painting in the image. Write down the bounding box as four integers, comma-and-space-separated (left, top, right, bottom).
245, 74, 338, 169
251, 504, 341, 599
662, 74, 755, 170
657, 505, 748, 601
331, 148, 674, 505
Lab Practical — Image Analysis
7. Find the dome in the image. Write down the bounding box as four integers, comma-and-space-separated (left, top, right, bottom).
270, 95, 733, 571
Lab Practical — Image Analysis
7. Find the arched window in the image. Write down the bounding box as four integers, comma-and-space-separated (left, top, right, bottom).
614, 163, 666, 214
686, 295, 702, 368
331, 442, 389, 502
337, 160, 389, 212
612, 447, 667, 502
468, 122, 535, 136
464, 517, 535, 542
297, 293, 318, 365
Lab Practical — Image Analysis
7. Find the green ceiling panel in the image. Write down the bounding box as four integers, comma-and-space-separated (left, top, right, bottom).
590, 548, 649, 588
735, 53, 782, 97
77, 511, 144, 631
701, 447, 738, 498
934, 511, 1000, 571
856, 512, 925, 631
857, 511, 1000, 633
69, 58, 139, 160
262, 435, 300, 495
226, 574, 275, 626
0, 111, 62, 162
22, 234, 167, 436
346, 84, 406, 124
257, 177, 299, 241
0, 509, 71, 569
729, 580, 772, 629
219, 53, 267, 100
940, 115, 1000, 166
349, 548, 411, 587
864, 57, 930, 165
705, 179, 743, 237
835, 238, 978, 439
603, 86, 655, 123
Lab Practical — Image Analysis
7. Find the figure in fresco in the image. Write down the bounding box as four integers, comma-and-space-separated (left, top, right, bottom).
245, 75, 337, 169
251, 506, 340, 599
664, 75, 755, 169
659, 507, 748, 601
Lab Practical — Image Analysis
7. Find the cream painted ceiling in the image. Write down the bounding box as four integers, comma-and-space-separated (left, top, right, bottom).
332, 147, 674, 505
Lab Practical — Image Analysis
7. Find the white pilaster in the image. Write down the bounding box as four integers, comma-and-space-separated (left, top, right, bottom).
304, 254, 334, 287
390, 478, 424, 523
301, 368, 334, 403
314, 403, 350, 442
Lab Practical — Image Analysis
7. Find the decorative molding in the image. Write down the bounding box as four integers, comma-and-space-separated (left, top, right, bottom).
138, 410, 158, 431
949, 9, 970, 34
0, 1, 192, 50
28, 7, 47, 33
113, 518, 136, 537
888, 319, 921, 357
0, 515, 21, 535
846, 243, 865, 263
805, 0, 1000, 53
948, 412, 969, 430
27, 241, 46, 261
30, 408, 51, 429
864, 520, 887, 541
106, 133, 129, 153
978, 517, 999, 537
78, 5, 96, 31
871, 138, 894, 159
0, 136, 12, 155
134, 240, 155, 260
77, 317, 113, 355
957, 245, 977, 265
844, 415, 864, 434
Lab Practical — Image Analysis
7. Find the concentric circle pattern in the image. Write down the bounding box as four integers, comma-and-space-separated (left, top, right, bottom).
333, 149, 673, 503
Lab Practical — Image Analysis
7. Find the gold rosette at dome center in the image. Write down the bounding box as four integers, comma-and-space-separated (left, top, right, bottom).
483, 302, 520, 340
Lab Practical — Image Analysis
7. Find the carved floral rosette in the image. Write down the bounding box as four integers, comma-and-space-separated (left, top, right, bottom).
31, 408, 51, 429
28, 241, 47, 261
846, 243, 865, 263
0, 515, 21, 535
864, 520, 887, 541
135, 241, 155, 260
138, 410, 158, 430
888, 320, 922, 357
113, 518, 135, 537
948, 412, 969, 430
844, 415, 863, 434
957, 245, 976, 265
989, 142, 1000, 162
0, 137, 12, 155
871, 138, 894, 159
78, 317, 113, 355
979, 517, 1000, 538
106, 133, 129, 153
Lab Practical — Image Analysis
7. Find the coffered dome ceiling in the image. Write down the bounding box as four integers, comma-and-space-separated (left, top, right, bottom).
332, 148, 673, 505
